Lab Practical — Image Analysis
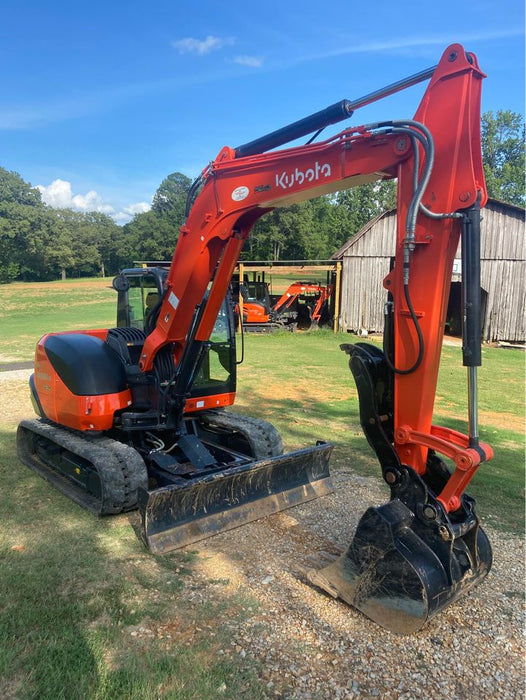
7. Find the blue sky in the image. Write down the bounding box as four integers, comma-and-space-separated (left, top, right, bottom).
1, 0, 524, 222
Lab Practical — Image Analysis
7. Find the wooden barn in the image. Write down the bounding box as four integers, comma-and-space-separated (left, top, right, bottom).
333, 198, 525, 343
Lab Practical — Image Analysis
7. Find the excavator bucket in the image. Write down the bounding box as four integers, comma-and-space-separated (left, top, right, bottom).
307, 497, 492, 633
140, 442, 333, 554
307, 342, 493, 633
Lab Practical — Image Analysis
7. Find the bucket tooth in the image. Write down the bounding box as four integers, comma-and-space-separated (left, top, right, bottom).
140, 442, 333, 554
307, 498, 492, 634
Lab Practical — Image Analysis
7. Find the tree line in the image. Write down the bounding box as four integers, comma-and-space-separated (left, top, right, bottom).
0, 111, 523, 283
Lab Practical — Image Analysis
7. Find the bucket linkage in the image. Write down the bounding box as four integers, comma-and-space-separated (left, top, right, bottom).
307, 343, 492, 633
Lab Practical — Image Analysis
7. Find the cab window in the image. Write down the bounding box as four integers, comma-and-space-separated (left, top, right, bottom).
117, 273, 160, 329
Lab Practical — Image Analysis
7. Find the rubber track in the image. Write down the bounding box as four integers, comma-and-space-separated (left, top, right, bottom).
242, 323, 288, 333
17, 418, 148, 515
199, 410, 284, 460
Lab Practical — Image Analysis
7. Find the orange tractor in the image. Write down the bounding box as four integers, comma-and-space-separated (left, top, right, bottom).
18, 44, 492, 633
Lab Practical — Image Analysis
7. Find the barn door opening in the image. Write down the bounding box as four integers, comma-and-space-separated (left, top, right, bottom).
446, 281, 488, 338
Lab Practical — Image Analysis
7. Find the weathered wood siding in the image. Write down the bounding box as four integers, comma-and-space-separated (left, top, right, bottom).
339, 201, 525, 342
478, 202, 525, 342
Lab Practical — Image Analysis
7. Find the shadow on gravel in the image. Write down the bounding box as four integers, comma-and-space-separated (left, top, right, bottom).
0, 361, 33, 372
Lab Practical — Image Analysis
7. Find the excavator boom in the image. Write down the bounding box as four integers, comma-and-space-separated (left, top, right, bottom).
139, 45, 490, 505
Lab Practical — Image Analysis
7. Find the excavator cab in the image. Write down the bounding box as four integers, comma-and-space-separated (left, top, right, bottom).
113, 267, 237, 403
114, 267, 165, 331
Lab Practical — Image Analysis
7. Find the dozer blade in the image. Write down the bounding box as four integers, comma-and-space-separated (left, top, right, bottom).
140, 442, 333, 554
307, 498, 492, 634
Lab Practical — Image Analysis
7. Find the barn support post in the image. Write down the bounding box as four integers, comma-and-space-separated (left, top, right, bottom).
333, 261, 342, 333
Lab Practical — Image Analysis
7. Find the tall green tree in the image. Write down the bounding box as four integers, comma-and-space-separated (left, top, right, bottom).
152, 172, 192, 224
75, 211, 125, 277
333, 180, 396, 238
481, 110, 525, 206
0, 166, 42, 207
120, 171, 193, 265
247, 201, 326, 261
0, 168, 48, 281
122, 209, 180, 263
0, 167, 129, 281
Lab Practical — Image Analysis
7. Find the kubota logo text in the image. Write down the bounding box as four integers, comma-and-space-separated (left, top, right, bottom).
276, 162, 331, 189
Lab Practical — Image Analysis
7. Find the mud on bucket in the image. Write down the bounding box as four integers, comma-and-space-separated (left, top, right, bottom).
308, 497, 492, 634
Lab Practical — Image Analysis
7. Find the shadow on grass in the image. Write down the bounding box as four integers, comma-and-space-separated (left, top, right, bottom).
0, 436, 102, 699
236, 383, 525, 534
0, 428, 266, 700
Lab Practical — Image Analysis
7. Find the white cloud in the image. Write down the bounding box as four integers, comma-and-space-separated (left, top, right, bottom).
72, 190, 115, 214
172, 35, 234, 55
36, 179, 151, 223
37, 179, 114, 214
113, 202, 151, 223
233, 55, 263, 68
291, 29, 526, 66
36, 179, 74, 208
123, 202, 151, 216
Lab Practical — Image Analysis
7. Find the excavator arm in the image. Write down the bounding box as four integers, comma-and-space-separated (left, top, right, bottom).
140, 128, 405, 368
136, 44, 493, 632
271, 282, 331, 322
140, 44, 490, 507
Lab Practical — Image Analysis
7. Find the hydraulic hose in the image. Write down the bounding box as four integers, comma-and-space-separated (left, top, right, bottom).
370, 120, 463, 375
364, 120, 432, 375
383, 284, 425, 375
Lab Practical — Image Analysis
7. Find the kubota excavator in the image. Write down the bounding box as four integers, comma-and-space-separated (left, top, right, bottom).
17, 44, 493, 634
234, 276, 332, 330
272, 281, 332, 327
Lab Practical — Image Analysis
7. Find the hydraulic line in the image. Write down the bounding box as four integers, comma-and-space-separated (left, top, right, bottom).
364, 120, 435, 243
383, 284, 425, 375
368, 120, 468, 375
363, 120, 433, 374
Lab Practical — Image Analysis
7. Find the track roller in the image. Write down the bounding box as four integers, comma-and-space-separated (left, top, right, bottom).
17, 418, 148, 514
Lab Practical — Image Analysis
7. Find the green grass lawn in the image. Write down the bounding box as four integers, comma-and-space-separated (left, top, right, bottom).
236, 331, 525, 532
0, 430, 264, 699
0, 278, 524, 698
0, 278, 116, 362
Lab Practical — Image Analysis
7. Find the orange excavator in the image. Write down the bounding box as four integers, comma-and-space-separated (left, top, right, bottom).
17, 44, 492, 633
272, 281, 333, 328
234, 276, 332, 330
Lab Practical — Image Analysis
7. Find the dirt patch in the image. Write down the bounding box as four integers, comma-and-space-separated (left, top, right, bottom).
479, 409, 524, 434
1, 375, 33, 424
246, 378, 352, 405
0, 354, 24, 364
436, 406, 524, 434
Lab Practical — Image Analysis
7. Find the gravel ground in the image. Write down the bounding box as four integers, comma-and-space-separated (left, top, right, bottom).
0, 368, 32, 383
161, 470, 525, 699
